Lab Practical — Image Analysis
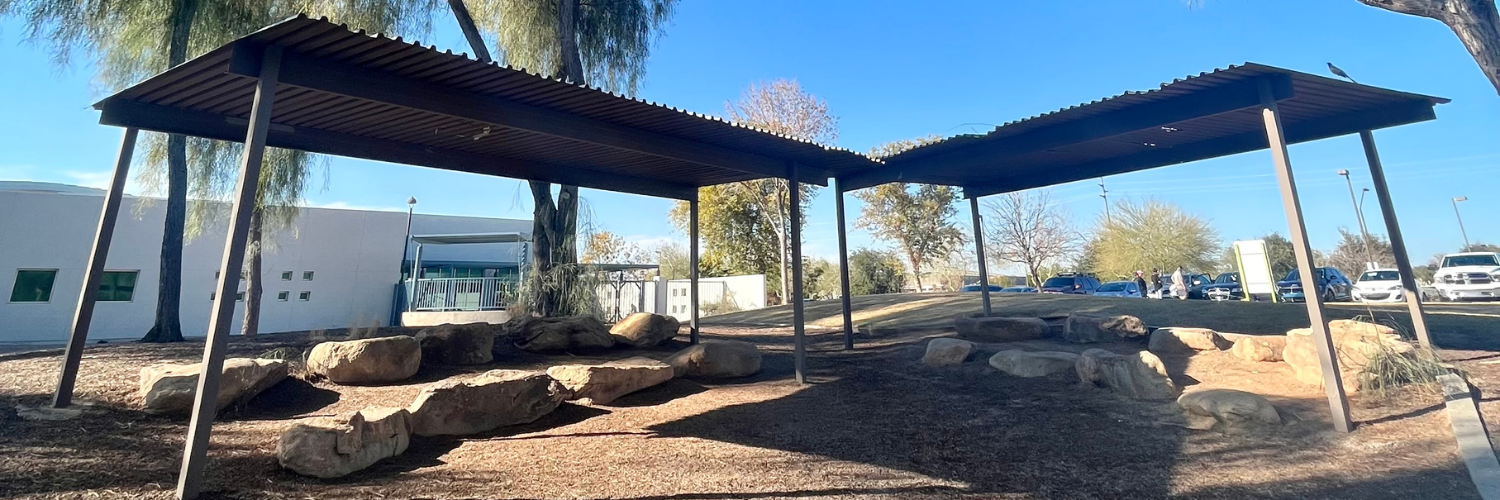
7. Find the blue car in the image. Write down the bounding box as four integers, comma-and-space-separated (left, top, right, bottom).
1276, 268, 1354, 303
960, 284, 1004, 292
1093, 280, 1142, 298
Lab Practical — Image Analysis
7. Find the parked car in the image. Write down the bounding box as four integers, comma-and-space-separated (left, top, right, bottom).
1000, 286, 1038, 293
1093, 280, 1142, 298
1432, 252, 1500, 301
959, 284, 1005, 292
1275, 267, 1353, 303
1351, 269, 1408, 303
1200, 272, 1244, 301
1181, 273, 1216, 299
1039, 273, 1101, 294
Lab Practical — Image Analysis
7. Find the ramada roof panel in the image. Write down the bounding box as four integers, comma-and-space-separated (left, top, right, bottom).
95, 15, 883, 200
850, 63, 1448, 196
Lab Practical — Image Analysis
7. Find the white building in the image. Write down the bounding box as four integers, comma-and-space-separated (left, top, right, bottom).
0, 181, 529, 343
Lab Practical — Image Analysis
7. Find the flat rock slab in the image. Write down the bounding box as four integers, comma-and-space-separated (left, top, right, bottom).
989, 350, 1080, 377
547, 357, 675, 405
407, 370, 567, 436
277, 406, 411, 478
1178, 388, 1281, 432
139, 358, 288, 415
1077, 349, 1179, 400
417, 323, 496, 365
1148, 327, 1230, 354
609, 313, 681, 348
1064, 314, 1146, 343
507, 316, 616, 353
954, 316, 1049, 342
921, 338, 975, 366
1229, 336, 1286, 362
307, 336, 421, 385
664, 340, 763, 378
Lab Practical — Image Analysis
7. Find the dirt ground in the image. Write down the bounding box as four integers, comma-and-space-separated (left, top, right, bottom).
0, 322, 1495, 500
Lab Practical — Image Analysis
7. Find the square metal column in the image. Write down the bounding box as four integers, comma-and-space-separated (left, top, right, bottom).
969, 194, 992, 316
690, 193, 700, 344
834, 180, 854, 350
53, 127, 138, 408
1359, 130, 1433, 347
1259, 79, 1352, 433
788, 162, 807, 384
177, 45, 283, 500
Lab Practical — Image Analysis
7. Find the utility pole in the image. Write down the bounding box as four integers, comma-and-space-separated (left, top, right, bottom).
1098, 177, 1111, 226
1337, 170, 1374, 270
1453, 196, 1471, 249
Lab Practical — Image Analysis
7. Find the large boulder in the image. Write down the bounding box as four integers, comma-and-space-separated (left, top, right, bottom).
507, 315, 616, 353
139, 358, 288, 415
1177, 389, 1281, 432
1148, 327, 1230, 354
954, 315, 1049, 342
1063, 314, 1147, 343
416, 323, 496, 365
1283, 322, 1412, 392
1229, 336, 1286, 363
547, 357, 675, 405
663, 340, 762, 378
988, 350, 1080, 377
921, 338, 974, 366
1076, 349, 1179, 400
407, 370, 568, 436
276, 406, 411, 478
609, 313, 682, 348
307, 336, 421, 384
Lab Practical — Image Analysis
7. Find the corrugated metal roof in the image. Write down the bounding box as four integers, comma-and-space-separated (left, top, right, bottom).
93, 15, 882, 200
845, 63, 1448, 196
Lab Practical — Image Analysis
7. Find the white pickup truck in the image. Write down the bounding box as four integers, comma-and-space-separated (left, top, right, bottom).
1433, 252, 1500, 301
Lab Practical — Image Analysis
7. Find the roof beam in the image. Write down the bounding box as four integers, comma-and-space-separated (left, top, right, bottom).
961, 99, 1438, 198
838, 75, 1296, 192
227, 42, 829, 186
98, 99, 699, 200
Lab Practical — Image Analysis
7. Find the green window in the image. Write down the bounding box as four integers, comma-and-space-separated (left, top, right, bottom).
97, 271, 138, 302
10, 269, 58, 302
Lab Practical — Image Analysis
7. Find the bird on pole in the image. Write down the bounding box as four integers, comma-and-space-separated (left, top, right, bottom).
1327, 62, 1357, 84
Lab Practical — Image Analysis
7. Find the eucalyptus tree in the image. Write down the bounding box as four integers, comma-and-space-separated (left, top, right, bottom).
3, 0, 435, 341
447, 0, 677, 315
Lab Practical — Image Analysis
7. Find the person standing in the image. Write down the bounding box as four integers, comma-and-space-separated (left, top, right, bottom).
1149, 268, 1163, 299
1134, 271, 1148, 298
1171, 266, 1187, 300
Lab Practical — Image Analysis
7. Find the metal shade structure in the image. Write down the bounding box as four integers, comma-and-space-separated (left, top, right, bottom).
824, 63, 1447, 438
53, 15, 866, 499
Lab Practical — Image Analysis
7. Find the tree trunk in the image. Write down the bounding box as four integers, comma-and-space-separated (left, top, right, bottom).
241, 210, 263, 337
775, 181, 790, 304
1446, 0, 1500, 95
141, 0, 198, 343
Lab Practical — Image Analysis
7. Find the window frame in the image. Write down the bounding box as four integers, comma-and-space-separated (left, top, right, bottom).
280, 271, 293, 281
277, 291, 290, 301
298, 291, 311, 301
302, 271, 315, 281
9, 268, 60, 303
97, 270, 140, 302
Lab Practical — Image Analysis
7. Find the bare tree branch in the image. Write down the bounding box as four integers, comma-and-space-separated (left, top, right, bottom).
1355, 0, 1447, 19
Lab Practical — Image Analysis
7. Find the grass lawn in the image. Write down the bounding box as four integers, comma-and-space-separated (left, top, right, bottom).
705, 292, 1500, 350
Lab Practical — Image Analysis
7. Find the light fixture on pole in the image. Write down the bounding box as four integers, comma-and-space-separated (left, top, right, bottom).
1337, 169, 1375, 269
1452, 196, 1470, 249
402, 196, 417, 306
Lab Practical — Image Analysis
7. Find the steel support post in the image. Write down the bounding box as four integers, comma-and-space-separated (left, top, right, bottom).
788, 162, 807, 384
969, 195, 992, 316
53, 127, 138, 408
1360, 130, 1433, 347
177, 46, 283, 500
690, 193, 700, 344
1260, 79, 1352, 433
834, 179, 854, 350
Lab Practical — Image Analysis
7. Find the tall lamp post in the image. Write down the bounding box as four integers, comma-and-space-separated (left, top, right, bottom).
1452, 196, 1471, 249
402, 196, 417, 310
1337, 169, 1374, 270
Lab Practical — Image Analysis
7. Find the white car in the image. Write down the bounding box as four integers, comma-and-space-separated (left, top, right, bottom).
1433, 252, 1500, 301
1352, 269, 1405, 303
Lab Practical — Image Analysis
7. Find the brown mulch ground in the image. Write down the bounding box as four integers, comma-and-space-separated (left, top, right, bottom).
0, 324, 1492, 500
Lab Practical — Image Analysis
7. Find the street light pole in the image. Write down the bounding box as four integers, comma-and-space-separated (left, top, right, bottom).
1452, 196, 1471, 249
1337, 170, 1374, 270
402, 196, 417, 310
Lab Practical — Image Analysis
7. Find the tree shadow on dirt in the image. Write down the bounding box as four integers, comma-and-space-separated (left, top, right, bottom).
232, 378, 341, 420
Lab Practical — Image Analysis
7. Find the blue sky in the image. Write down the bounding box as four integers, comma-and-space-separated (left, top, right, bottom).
2, 0, 1497, 273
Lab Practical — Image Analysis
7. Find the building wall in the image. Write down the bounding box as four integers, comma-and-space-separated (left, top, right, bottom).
0, 184, 528, 343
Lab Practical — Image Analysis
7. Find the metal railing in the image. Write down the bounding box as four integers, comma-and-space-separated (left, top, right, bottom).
407, 277, 518, 311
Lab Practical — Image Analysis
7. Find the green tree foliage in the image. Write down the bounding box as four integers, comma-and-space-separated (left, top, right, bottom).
1327, 227, 1395, 278
802, 257, 840, 300
3, 0, 429, 340
652, 242, 691, 280
1086, 199, 1220, 278
671, 79, 835, 303
1219, 232, 1297, 279
848, 248, 905, 295
854, 182, 965, 292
